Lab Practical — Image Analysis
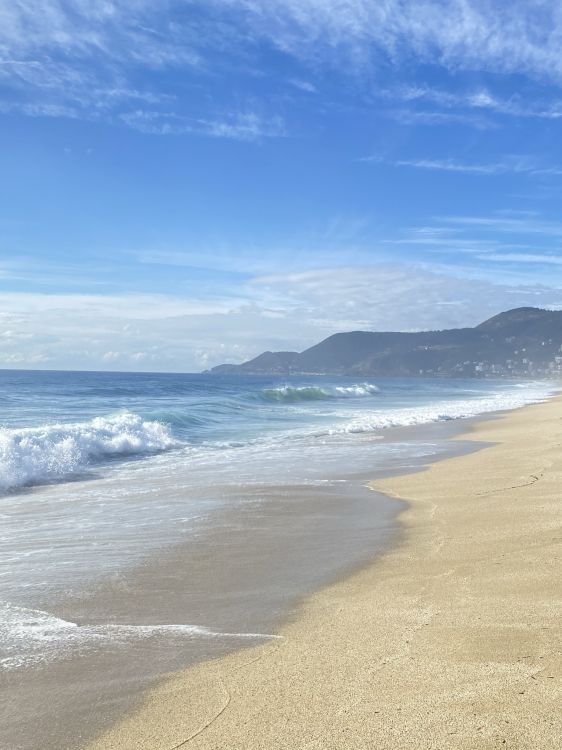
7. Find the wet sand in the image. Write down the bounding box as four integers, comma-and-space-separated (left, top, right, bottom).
3, 482, 399, 750
87, 397, 562, 750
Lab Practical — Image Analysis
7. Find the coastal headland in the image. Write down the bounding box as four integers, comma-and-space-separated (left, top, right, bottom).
88, 396, 562, 750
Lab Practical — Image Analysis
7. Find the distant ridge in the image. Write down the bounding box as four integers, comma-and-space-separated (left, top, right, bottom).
209, 307, 562, 378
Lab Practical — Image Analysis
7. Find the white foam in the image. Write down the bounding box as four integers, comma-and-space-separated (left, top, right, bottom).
0, 602, 278, 671
0, 412, 179, 493
333, 383, 380, 396
332, 382, 557, 434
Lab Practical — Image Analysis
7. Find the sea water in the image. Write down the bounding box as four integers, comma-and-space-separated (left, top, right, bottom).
0, 371, 556, 674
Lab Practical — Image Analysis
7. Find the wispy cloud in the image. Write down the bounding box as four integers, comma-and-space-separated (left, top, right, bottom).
396, 158, 510, 175
0, 3, 197, 103
215, 1, 562, 84
440, 214, 562, 237
478, 253, 562, 265
288, 79, 317, 93
383, 85, 562, 120
388, 109, 496, 130
380, 210, 562, 285
0, 2, 283, 138
5, 1, 562, 135
0, 100, 81, 119
119, 110, 285, 140
394, 156, 562, 176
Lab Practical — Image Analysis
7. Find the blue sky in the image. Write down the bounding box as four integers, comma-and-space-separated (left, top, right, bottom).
2, 1, 562, 371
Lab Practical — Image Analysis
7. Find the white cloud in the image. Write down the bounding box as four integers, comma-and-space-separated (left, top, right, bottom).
1, 264, 561, 371
0, 352, 50, 365
102, 351, 121, 361
0, 329, 34, 340
250, 265, 562, 334
288, 79, 317, 93
0, 292, 236, 319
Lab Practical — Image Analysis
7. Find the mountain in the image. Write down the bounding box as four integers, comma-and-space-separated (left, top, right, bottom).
209, 307, 562, 378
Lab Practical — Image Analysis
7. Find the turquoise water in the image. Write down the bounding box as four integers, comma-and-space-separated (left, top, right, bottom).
0, 370, 556, 671
0, 370, 555, 491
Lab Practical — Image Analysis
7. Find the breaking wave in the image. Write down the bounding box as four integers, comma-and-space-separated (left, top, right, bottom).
332, 386, 554, 434
0, 412, 179, 493
260, 383, 379, 402
332, 384, 380, 396
0, 602, 278, 671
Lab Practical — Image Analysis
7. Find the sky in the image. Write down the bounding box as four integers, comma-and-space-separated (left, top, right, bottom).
2, 1, 562, 371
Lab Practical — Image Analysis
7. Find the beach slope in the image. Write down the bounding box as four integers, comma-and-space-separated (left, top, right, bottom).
88, 397, 562, 750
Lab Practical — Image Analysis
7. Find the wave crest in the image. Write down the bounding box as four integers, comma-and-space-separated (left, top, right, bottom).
0, 412, 178, 493
332, 384, 380, 397
260, 383, 379, 402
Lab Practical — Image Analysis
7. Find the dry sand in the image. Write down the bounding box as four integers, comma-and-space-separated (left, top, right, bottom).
87, 397, 562, 750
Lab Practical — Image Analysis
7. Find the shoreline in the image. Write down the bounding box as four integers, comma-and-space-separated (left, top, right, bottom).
87, 395, 562, 750
4, 412, 480, 750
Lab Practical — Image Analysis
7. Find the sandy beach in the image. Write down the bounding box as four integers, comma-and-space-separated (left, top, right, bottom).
87, 396, 562, 750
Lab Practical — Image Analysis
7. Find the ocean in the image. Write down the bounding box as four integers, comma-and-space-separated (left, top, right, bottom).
0, 370, 557, 749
